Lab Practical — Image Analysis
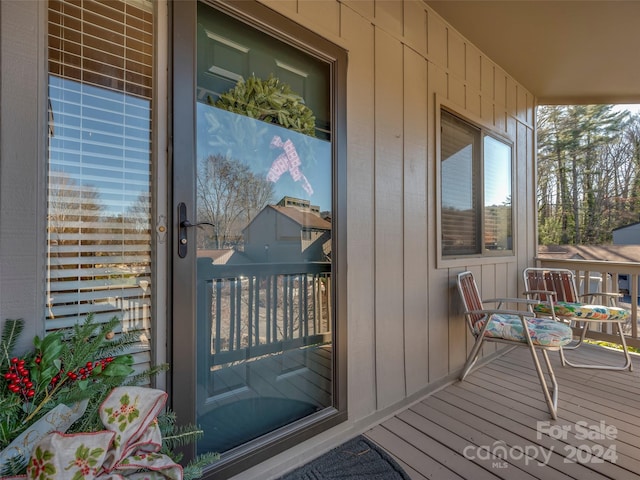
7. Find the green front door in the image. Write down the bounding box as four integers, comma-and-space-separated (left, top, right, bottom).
171, 2, 346, 475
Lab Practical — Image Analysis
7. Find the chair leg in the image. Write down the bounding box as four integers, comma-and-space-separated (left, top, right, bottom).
460, 334, 485, 381
560, 321, 632, 371
562, 320, 589, 350
542, 349, 559, 412
528, 345, 558, 420
618, 323, 634, 372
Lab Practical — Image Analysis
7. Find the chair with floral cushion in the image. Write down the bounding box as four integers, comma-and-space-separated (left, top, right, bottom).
523, 267, 632, 371
457, 271, 573, 419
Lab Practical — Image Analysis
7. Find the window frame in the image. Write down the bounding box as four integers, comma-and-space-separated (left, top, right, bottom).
436, 100, 516, 268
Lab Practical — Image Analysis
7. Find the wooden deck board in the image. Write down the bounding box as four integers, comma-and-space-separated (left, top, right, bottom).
365, 345, 640, 479
461, 369, 640, 462
423, 392, 580, 480
366, 426, 465, 480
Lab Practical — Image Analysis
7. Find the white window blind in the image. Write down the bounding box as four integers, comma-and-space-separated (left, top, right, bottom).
441, 111, 481, 255
47, 0, 153, 374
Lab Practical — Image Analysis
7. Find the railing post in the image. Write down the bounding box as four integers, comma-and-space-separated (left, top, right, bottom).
632, 274, 638, 339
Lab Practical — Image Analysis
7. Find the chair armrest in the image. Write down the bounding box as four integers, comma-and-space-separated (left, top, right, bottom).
579, 291, 623, 306
578, 292, 622, 299
483, 297, 542, 307
466, 308, 535, 318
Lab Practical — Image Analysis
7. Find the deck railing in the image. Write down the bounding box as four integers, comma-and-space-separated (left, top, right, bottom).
535, 257, 640, 349
196, 259, 332, 368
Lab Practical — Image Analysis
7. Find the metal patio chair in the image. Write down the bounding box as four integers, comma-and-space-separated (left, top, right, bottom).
523, 267, 633, 371
457, 271, 573, 419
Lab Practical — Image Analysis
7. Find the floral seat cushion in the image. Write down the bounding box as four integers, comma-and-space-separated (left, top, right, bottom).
474, 314, 573, 347
533, 301, 629, 321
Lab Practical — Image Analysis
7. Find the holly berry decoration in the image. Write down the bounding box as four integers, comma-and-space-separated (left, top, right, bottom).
4, 357, 35, 399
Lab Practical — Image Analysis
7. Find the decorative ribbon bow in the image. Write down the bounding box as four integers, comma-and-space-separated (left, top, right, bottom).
4, 387, 183, 480
267, 136, 314, 196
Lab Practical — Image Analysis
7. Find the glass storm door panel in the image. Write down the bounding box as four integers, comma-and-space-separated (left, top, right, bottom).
172, 2, 335, 461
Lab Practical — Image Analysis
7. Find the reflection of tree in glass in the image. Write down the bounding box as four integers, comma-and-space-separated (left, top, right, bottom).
48, 174, 151, 273
197, 154, 274, 249
122, 193, 152, 268
48, 174, 102, 250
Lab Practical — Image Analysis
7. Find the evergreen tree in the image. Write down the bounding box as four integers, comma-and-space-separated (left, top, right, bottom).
537, 105, 632, 245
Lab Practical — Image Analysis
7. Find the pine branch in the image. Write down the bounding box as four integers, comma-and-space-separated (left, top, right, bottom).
0, 319, 24, 369
183, 452, 221, 480
162, 423, 204, 451
122, 363, 169, 387
0, 453, 27, 476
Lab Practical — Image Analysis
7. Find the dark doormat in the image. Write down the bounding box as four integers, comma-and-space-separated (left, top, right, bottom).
279, 435, 411, 480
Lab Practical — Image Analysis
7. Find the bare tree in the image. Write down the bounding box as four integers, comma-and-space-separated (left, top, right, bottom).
48, 173, 103, 240
197, 154, 274, 249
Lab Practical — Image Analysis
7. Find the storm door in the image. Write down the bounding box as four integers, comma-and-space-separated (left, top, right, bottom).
171, 2, 346, 475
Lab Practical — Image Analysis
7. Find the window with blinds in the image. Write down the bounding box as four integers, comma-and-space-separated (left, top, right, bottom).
440, 110, 513, 257
47, 0, 154, 373
441, 111, 481, 255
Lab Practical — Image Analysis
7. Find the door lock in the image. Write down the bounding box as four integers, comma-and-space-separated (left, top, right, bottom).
177, 202, 214, 258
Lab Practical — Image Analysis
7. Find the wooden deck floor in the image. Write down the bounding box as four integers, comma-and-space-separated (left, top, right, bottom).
365, 344, 640, 480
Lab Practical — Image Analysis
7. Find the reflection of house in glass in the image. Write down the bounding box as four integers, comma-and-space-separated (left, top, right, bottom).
244, 197, 331, 263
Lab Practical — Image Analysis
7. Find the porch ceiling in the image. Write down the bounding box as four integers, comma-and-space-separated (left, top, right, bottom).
425, 1, 640, 105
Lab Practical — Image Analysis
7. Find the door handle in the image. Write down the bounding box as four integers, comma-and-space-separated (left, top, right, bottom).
177, 202, 214, 258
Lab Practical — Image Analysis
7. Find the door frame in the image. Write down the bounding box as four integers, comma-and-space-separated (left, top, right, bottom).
170, 1, 348, 477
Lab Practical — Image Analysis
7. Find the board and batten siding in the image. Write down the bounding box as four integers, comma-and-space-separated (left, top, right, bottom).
259, 0, 537, 421
0, 0, 537, 477
0, 0, 47, 352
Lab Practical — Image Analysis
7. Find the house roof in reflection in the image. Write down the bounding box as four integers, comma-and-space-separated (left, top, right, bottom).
537, 245, 640, 262
197, 249, 251, 264
267, 205, 331, 230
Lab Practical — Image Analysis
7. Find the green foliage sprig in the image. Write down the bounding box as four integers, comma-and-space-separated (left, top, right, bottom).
0, 315, 218, 478
157, 411, 221, 480
212, 74, 317, 137
1, 315, 136, 453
